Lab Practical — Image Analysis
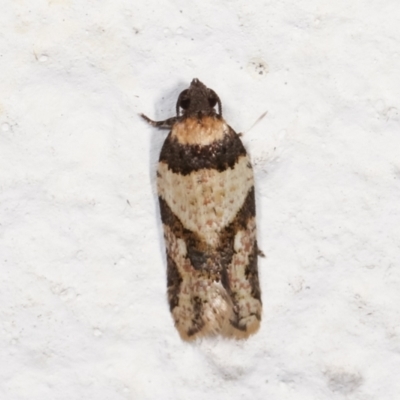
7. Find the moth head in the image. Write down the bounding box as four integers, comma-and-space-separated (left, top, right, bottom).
176, 78, 222, 118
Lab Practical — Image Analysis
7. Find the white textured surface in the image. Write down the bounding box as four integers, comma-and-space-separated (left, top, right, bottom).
1, 1, 400, 399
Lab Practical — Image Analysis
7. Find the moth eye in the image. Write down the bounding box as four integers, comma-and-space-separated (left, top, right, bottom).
180, 98, 190, 109
208, 96, 217, 108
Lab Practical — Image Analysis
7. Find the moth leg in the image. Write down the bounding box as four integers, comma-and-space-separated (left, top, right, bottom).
257, 248, 265, 258
140, 114, 179, 129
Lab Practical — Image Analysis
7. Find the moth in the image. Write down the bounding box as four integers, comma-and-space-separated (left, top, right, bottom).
142, 79, 262, 340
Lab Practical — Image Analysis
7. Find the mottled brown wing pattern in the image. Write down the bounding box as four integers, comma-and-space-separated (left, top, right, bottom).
157, 124, 261, 340
143, 79, 262, 340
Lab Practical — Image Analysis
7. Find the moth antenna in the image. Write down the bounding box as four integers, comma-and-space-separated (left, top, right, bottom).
244, 111, 268, 135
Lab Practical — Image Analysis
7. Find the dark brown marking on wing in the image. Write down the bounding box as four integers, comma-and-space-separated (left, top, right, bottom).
159, 196, 231, 275
229, 317, 248, 331
245, 244, 262, 302
217, 187, 256, 294
159, 196, 199, 243
219, 186, 262, 328
159, 126, 246, 175
166, 254, 182, 311
187, 296, 206, 337
231, 186, 256, 228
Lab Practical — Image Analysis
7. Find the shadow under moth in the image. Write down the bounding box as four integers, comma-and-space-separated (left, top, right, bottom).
142, 79, 262, 340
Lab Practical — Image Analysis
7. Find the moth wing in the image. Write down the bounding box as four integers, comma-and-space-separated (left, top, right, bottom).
157, 125, 262, 340
222, 184, 262, 338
